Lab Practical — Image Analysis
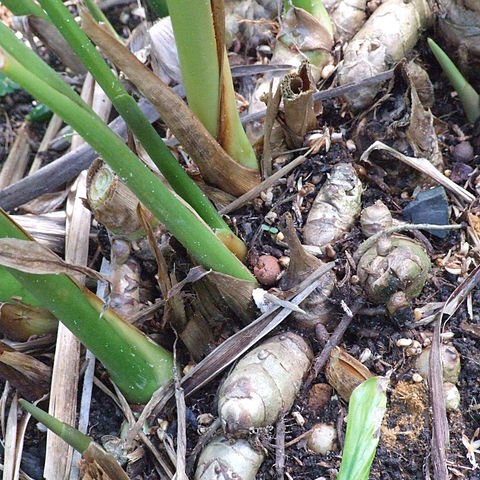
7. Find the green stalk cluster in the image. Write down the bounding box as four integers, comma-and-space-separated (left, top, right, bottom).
0, 49, 254, 278
166, 0, 258, 170
35, 0, 239, 243
0, 4, 254, 281
428, 38, 480, 123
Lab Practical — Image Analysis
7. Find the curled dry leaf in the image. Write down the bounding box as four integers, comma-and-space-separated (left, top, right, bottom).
303, 163, 362, 249
0, 340, 51, 400
80, 442, 130, 480
280, 215, 335, 329
405, 60, 434, 109
195, 435, 264, 480
280, 63, 318, 149
218, 332, 313, 433
274, 6, 334, 82
337, 0, 432, 110
247, 3, 333, 121
406, 81, 444, 171
326, 346, 372, 401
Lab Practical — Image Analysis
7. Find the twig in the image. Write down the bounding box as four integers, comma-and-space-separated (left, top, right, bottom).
173, 334, 188, 480
275, 414, 286, 480
429, 316, 449, 480
353, 223, 463, 262
360, 141, 475, 203
262, 81, 282, 179
304, 298, 363, 391
220, 150, 311, 214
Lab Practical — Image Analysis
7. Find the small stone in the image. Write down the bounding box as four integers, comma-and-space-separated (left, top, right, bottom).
412, 373, 423, 383
253, 255, 281, 286
346, 139, 356, 152
443, 382, 460, 411
292, 411, 306, 427
306, 424, 337, 455
402, 187, 450, 238
197, 413, 214, 426
450, 162, 473, 183
453, 141, 474, 163
397, 338, 413, 348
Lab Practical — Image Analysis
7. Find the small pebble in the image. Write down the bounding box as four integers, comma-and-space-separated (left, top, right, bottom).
412, 373, 423, 383
253, 255, 281, 286
453, 141, 474, 163
450, 162, 473, 183
292, 411, 306, 427
397, 338, 413, 348
346, 139, 356, 152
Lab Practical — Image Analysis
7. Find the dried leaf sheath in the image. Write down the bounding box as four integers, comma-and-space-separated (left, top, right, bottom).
80, 11, 260, 197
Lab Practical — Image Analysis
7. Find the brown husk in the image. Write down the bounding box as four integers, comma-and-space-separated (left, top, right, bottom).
325, 346, 372, 401
280, 215, 335, 329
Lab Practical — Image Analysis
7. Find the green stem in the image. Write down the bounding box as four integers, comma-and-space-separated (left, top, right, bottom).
35, 0, 235, 237
166, 0, 258, 169
337, 377, 388, 480
0, 49, 255, 282
428, 38, 480, 124
0, 21, 87, 109
0, 211, 173, 404
284, 0, 330, 23
1, 0, 49, 20
83, 0, 118, 38
143, 0, 169, 19
19, 399, 91, 453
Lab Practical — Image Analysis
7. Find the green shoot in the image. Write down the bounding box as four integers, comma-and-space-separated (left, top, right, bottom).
337, 376, 388, 480
166, 0, 258, 170
19, 399, 91, 453
428, 38, 480, 124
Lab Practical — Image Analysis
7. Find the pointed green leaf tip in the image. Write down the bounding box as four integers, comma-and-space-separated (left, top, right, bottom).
428, 38, 480, 124
19, 399, 91, 454
337, 376, 389, 480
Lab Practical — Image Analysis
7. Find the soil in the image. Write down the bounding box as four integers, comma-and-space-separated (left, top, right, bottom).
1, 2, 480, 480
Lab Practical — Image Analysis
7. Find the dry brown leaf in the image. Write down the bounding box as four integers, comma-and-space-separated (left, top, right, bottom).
0, 341, 51, 400
0, 238, 107, 283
